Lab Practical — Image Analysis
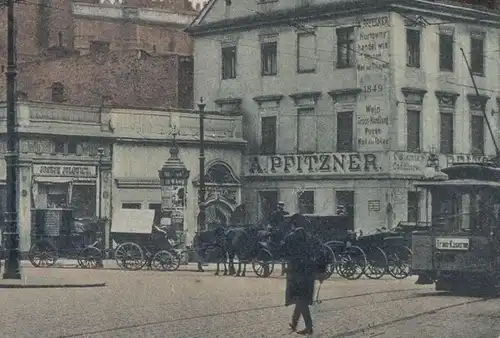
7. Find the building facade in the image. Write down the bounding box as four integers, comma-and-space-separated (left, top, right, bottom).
109, 106, 245, 244
189, 0, 500, 234
0, 101, 113, 252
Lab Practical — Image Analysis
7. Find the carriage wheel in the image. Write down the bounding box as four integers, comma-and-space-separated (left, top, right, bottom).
388, 246, 412, 279
364, 247, 388, 280
28, 241, 59, 267
320, 244, 336, 279
252, 248, 274, 278
114, 242, 144, 270
77, 246, 103, 269
152, 250, 179, 271
336, 245, 367, 280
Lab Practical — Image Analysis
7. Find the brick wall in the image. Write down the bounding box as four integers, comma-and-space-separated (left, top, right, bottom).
0, 50, 193, 108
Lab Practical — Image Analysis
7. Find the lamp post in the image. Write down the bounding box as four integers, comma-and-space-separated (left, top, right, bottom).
3, 0, 21, 279
197, 98, 206, 231
97, 147, 105, 219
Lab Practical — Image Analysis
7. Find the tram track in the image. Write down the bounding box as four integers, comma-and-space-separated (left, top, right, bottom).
57, 287, 428, 337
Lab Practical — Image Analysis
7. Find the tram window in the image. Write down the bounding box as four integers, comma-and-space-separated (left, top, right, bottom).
122, 203, 141, 209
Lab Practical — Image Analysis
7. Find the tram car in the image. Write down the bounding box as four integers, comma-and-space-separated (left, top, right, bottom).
411, 162, 500, 295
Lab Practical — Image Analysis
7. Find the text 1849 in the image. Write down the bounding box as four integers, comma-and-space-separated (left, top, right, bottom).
363, 84, 383, 93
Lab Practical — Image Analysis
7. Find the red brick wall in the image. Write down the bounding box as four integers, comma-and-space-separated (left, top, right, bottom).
0, 51, 193, 108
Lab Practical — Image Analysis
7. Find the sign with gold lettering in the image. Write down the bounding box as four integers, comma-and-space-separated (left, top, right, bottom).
33, 164, 97, 177
245, 153, 382, 176
356, 15, 392, 151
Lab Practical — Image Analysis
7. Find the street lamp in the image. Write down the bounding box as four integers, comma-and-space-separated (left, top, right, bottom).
3, 0, 21, 279
197, 98, 206, 231
97, 147, 105, 220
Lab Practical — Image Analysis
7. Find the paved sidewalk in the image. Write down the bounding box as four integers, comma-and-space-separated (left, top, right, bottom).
0, 266, 106, 288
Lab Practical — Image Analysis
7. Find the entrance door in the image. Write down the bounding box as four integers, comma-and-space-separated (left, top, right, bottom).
336, 190, 354, 230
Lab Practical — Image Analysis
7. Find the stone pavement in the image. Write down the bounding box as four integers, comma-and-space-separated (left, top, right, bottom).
0, 266, 106, 288
0, 268, 499, 337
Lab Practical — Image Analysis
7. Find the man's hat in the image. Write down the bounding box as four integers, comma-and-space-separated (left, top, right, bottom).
278, 201, 285, 206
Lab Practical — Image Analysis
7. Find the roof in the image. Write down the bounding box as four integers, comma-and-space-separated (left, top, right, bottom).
414, 179, 500, 188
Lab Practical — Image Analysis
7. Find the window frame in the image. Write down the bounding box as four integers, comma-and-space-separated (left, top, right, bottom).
298, 190, 315, 214
406, 109, 421, 152
296, 32, 316, 73
439, 32, 454, 72
406, 29, 421, 68
439, 111, 454, 154
261, 41, 278, 76
258, 190, 279, 220
297, 107, 317, 153
336, 111, 354, 152
471, 114, 485, 155
407, 191, 420, 222
221, 45, 237, 79
51, 82, 65, 103
260, 115, 277, 155
336, 27, 355, 69
470, 33, 485, 75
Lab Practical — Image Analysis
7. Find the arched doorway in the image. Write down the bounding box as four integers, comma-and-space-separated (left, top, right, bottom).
203, 201, 232, 230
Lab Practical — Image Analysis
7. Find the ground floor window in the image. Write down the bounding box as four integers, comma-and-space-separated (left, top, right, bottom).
71, 185, 96, 218
407, 191, 420, 222
298, 190, 315, 214
258, 190, 278, 222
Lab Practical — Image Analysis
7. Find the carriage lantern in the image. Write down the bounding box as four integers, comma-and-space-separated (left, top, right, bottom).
158, 131, 190, 232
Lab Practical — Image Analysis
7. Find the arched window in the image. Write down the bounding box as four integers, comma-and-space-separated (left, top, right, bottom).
205, 164, 232, 184
51, 82, 64, 102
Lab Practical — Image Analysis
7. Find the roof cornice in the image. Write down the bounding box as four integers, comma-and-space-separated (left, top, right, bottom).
187, 0, 500, 36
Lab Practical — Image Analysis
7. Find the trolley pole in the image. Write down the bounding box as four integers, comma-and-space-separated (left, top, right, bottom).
197, 98, 206, 231
3, 0, 21, 279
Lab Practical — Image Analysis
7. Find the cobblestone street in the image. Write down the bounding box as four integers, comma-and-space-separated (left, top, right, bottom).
0, 266, 499, 338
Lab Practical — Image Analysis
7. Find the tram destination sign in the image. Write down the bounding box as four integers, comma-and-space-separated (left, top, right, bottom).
435, 237, 470, 251
245, 152, 382, 176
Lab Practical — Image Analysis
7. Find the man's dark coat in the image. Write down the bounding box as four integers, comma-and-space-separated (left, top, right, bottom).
283, 228, 327, 306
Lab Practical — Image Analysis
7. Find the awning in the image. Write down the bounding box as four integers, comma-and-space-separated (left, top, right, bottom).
33, 177, 73, 184
414, 179, 500, 188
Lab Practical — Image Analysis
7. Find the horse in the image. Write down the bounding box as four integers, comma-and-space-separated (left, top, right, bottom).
226, 225, 270, 277
192, 227, 230, 275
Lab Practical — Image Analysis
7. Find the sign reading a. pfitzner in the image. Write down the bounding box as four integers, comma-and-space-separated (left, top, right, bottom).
246, 152, 382, 176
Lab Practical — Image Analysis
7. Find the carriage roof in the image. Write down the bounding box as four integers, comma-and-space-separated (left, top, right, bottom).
111, 209, 156, 234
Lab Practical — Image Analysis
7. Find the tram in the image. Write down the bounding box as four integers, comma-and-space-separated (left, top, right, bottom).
411, 162, 500, 295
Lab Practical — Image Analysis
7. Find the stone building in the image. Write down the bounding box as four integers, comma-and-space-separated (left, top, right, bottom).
189, 0, 500, 234
0, 0, 198, 108
0, 100, 113, 252
109, 106, 245, 244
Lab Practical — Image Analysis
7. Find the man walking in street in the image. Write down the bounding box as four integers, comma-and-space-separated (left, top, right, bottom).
268, 201, 289, 227
283, 226, 327, 335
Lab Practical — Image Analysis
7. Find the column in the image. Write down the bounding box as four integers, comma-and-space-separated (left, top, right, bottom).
100, 163, 112, 251
17, 157, 32, 252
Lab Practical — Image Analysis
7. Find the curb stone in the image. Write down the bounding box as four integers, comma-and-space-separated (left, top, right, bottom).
0, 282, 106, 289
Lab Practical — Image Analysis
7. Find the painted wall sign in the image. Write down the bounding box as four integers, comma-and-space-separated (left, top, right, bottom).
33, 164, 97, 177
368, 200, 381, 212
246, 153, 381, 175
390, 152, 493, 175
356, 15, 391, 151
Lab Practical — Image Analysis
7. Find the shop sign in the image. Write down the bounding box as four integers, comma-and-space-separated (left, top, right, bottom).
245, 152, 382, 176
33, 164, 96, 177
390, 152, 492, 175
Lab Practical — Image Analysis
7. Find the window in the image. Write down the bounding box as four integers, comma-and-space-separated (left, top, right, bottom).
439, 32, 453, 71
298, 191, 314, 214
297, 33, 316, 73
122, 203, 141, 209
54, 139, 65, 153
149, 203, 162, 226
221, 46, 236, 79
406, 29, 420, 68
47, 184, 68, 208
337, 111, 354, 152
68, 140, 78, 154
51, 82, 64, 102
336, 27, 355, 68
407, 191, 420, 222
440, 112, 454, 154
407, 110, 420, 152
297, 108, 316, 153
336, 190, 354, 217
260, 116, 277, 155
471, 34, 485, 75
259, 191, 278, 221
261, 42, 277, 76
471, 114, 484, 155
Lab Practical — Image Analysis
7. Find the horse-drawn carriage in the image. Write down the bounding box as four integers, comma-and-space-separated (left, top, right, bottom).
110, 209, 179, 271
251, 213, 366, 279
28, 208, 106, 268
